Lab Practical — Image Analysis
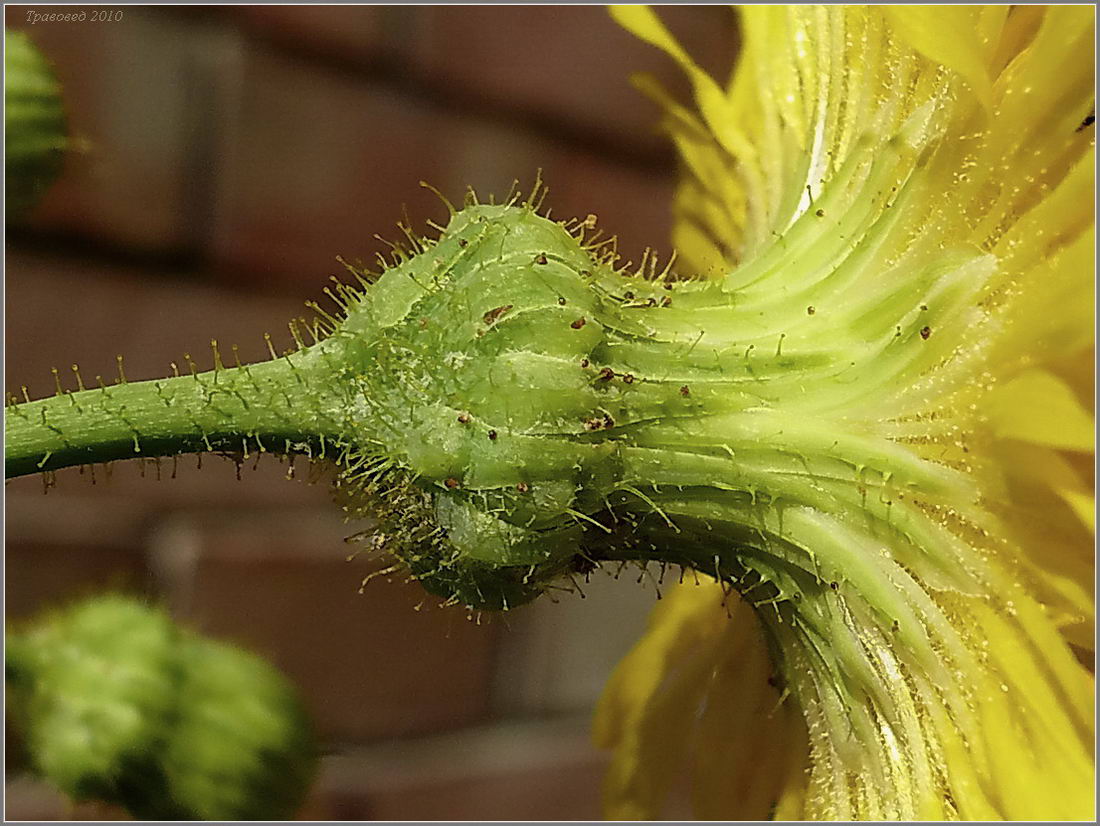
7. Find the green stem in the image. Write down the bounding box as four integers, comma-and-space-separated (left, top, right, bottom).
5, 353, 335, 478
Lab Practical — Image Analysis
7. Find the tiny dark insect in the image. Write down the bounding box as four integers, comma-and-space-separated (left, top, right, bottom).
622, 373, 635, 384
516, 481, 530, 493
557, 297, 567, 305
663, 282, 674, 291
1077, 109, 1095, 132
679, 385, 690, 396
458, 238, 469, 247
602, 413, 615, 429
624, 291, 635, 300
598, 367, 615, 382
457, 413, 471, 424
580, 358, 590, 368
806, 306, 816, 315
920, 326, 932, 340
660, 296, 672, 308
487, 430, 498, 441
483, 305, 513, 325
535, 253, 548, 265
445, 477, 460, 489
571, 317, 587, 329
815, 208, 825, 217
830, 581, 840, 591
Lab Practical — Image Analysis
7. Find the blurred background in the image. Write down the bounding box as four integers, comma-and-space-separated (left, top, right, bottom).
5, 5, 737, 819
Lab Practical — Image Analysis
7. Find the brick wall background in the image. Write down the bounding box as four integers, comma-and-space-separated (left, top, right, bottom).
5, 5, 738, 819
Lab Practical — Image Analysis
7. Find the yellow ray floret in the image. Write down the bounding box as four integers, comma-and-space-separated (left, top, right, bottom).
601, 5, 1095, 820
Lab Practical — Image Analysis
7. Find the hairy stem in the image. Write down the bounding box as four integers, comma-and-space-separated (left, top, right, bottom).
5, 353, 335, 478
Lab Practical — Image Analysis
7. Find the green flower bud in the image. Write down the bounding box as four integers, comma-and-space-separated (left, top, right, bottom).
6, 596, 315, 820
6, 596, 179, 809
4, 30, 68, 219
159, 636, 315, 821
6, 194, 987, 630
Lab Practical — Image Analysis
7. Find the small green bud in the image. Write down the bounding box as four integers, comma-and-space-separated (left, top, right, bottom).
4, 30, 68, 219
6, 595, 316, 820
159, 637, 316, 821
6, 596, 179, 808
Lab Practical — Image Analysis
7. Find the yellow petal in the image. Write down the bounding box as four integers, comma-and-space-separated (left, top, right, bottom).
690, 599, 805, 820
990, 439, 1093, 658
992, 222, 1096, 375
882, 6, 994, 111
593, 582, 716, 748
1006, 441, 1095, 535
594, 583, 726, 819
609, 5, 754, 162
986, 368, 1095, 452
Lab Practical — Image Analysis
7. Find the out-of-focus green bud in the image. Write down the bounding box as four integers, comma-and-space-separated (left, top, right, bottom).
6, 595, 316, 820
158, 636, 316, 821
4, 29, 68, 220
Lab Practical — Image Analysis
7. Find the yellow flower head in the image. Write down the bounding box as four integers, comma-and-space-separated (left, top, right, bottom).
599, 5, 1094, 820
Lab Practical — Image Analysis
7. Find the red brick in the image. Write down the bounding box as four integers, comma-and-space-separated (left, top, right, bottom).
5, 9, 227, 252
2, 777, 133, 822
4, 250, 305, 404
312, 717, 609, 820
411, 6, 738, 154
4, 430, 187, 628
155, 512, 501, 742
208, 10, 718, 292
543, 147, 677, 268
208, 45, 454, 292
337, 754, 605, 820
492, 574, 658, 716
229, 6, 393, 66
437, 116, 678, 268
5, 539, 149, 623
